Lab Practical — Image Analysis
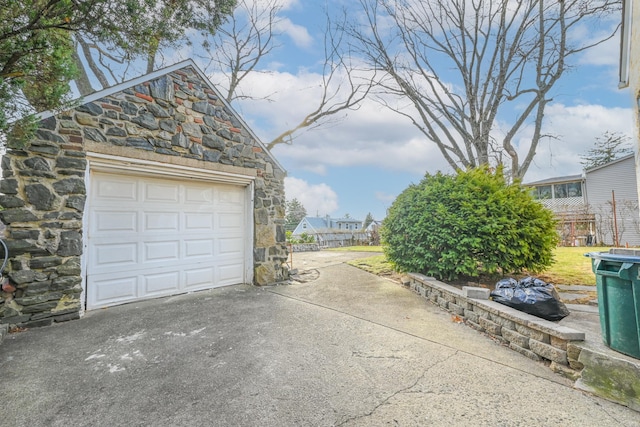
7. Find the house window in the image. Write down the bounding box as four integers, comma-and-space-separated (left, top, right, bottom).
553, 182, 582, 199
567, 182, 582, 197
302, 223, 307, 229
536, 185, 552, 200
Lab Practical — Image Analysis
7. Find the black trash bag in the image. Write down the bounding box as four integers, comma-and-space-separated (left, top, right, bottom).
490, 276, 570, 321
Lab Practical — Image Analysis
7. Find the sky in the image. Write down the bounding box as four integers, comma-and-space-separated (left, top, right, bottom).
90, 0, 637, 223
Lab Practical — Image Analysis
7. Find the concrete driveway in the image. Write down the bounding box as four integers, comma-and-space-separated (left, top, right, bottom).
1, 251, 638, 426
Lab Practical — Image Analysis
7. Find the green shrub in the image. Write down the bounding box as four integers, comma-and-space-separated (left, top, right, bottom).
380, 167, 558, 280
286, 231, 316, 244
299, 232, 315, 243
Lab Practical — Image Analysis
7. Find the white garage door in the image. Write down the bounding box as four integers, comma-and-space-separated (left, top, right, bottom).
86, 171, 248, 310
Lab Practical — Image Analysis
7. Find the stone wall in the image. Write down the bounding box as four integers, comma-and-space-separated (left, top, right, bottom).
407, 273, 585, 375
290, 243, 320, 252
0, 64, 288, 328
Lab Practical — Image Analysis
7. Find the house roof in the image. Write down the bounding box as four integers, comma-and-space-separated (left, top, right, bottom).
35, 59, 285, 173
585, 153, 635, 174
304, 217, 330, 230
524, 174, 583, 187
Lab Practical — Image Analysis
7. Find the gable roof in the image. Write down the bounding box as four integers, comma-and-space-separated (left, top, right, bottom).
294, 216, 365, 234
585, 153, 635, 174
35, 59, 285, 173
524, 174, 583, 187
304, 217, 330, 230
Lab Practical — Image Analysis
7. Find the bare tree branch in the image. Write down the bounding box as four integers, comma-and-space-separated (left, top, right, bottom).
265, 11, 375, 150
203, 2, 375, 151
203, 0, 283, 103
345, 0, 620, 179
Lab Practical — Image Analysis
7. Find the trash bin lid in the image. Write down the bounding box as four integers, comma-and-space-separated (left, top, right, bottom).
585, 252, 640, 263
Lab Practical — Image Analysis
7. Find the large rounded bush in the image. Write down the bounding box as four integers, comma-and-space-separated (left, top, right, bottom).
381, 167, 558, 280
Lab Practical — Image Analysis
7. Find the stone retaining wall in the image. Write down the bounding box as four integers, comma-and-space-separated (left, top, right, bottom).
290, 243, 320, 252
408, 273, 585, 373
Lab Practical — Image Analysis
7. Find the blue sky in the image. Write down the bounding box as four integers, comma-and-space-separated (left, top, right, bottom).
113, 1, 637, 222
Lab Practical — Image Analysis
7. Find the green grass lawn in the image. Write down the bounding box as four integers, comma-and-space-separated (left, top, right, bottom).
537, 246, 607, 286
337, 245, 605, 286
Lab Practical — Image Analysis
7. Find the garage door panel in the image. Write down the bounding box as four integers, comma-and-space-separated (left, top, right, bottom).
185, 213, 215, 231
92, 276, 137, 307
219, 213, 243, 229
144, 182, 180, 203
219, 263, 244, 284
185, 239, 215, 257
143, 240, 180, 262
218, 188, 243, 205
144, 212, 180, 231
184, 267, 215, 290
143, 271, 181, 295
185, 187, 213, 204
92, 210, 138, 234
92, 243, 138, 268
219, 237, 243, 255
87, 172, 248, 310
96, 178, 137, 200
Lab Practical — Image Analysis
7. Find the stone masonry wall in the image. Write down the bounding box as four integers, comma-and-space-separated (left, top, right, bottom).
407, 273, 586, 377
0, 65, 288, 328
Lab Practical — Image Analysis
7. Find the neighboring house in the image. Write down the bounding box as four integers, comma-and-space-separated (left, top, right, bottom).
0, 60, 288, 328
365, 219, 383, 245
619, 0, 640, 218
526, 154, 640, 246
365, 220, 382, 233
585, 154, 640, 246
526, 174, 592, 246
292, 216, 367, 247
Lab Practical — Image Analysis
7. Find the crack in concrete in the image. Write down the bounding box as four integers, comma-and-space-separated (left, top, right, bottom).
335, 350, 459, 426
351, 350, 402, 359
587, 396, 636, 427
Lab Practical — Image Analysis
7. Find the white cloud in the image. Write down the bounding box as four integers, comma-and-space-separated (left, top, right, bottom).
577, 32, 620, 67
284, 177, 339, 216
229, 61, 633, 187
232, 69, 451, 175
523, 103, 635, 182
275, 18, 313, 48
375, 191, 397, 205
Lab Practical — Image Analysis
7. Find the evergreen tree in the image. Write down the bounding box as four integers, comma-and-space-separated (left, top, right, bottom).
1, 0, 235, 140
580, 131, 632, 169
363, 212, 374, 229
285, 198, 307, 231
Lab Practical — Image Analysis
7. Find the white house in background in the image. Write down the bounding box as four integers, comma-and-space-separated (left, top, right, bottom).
585, 154, 640, 246
526, 154, 640, 246
365, 219, 382, 233
292, 216, 367, 247
619, 0, 640, 222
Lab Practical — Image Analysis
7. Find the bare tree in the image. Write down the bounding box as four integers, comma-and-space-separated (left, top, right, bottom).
203, 1, 375, 150
344, 0, 620, 179
202, 0, 284, 103
593, 200, 637, 245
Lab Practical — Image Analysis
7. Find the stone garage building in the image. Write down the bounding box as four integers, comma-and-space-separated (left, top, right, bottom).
0, 60, 289, 328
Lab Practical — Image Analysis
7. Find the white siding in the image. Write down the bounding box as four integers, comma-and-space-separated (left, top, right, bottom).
585, 156, 640, 246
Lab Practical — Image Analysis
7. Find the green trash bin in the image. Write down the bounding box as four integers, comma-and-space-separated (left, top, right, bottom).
586, 252, 640, 359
